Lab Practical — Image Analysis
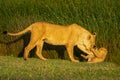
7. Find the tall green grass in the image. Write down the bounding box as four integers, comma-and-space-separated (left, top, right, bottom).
0, 0, 120, 64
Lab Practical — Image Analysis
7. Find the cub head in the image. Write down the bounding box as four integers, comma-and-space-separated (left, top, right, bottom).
99, 47, 108, 55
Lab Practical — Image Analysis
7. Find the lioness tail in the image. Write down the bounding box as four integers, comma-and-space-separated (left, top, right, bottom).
3, 26, 31, 36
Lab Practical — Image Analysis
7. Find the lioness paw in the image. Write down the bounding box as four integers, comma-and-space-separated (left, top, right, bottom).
72, 60, 79, 62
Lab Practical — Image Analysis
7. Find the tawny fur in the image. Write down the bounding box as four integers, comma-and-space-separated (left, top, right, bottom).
4, 22, 96, 62
81, 47, 108, 63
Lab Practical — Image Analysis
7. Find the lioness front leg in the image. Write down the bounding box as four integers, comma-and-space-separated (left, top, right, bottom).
66, 44, 79, 62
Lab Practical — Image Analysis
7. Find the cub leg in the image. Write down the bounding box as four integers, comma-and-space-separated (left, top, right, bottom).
81, 54, 94, 62
66, 44, 79, 62
81, 54, 88, 59
77, 45, 94, 61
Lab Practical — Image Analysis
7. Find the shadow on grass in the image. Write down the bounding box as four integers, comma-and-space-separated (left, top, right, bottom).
0, 33, 86, 61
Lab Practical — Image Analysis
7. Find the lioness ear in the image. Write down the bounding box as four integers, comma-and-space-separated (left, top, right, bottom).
92, 32, 96, 37
87, 35, 91, 40
93, 45, 97, 49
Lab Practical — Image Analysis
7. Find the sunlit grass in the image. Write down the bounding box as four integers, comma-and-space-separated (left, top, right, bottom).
0, 56, 120, 80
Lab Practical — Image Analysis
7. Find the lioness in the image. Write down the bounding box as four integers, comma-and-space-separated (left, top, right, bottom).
3, 22, 96, 62
81, 47, 108, 63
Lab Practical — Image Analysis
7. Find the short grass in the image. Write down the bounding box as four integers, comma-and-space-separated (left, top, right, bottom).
0, 56, 120, 80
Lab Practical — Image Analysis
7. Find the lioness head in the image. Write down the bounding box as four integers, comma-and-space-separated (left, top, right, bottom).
86, 32, 96, 50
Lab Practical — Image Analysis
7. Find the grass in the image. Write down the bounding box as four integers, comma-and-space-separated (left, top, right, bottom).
0, 0, 120, 79
0, 0, 120, 64
0, 56, 120, 80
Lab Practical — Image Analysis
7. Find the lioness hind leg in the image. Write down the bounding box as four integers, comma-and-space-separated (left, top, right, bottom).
24, 42, 36, 60
36, 40, 47, 61
24, 31, 41, 60
66, 44, 79, 62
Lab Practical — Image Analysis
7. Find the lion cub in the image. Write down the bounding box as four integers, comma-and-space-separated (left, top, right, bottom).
81, 47, 108, 63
